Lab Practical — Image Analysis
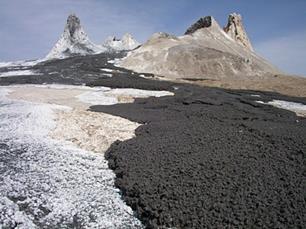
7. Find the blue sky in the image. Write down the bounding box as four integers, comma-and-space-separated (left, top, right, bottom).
0, 0, 305, 76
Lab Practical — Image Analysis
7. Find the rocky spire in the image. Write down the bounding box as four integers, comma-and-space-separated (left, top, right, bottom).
66, 14, 82, 38
46, 14, 104, 59
184, 16, 214, 35
223, 13, 254, 51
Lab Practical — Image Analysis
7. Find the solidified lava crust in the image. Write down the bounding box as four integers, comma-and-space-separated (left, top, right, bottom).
1, 52, 306, 228
91, 85, 306, 228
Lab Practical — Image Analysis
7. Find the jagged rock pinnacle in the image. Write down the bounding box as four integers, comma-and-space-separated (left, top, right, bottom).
224, 13, 254, 51
66, 14, 81, 37
46, 14, 105, 59
184, 16, 213, 35
121, 13, 279, 80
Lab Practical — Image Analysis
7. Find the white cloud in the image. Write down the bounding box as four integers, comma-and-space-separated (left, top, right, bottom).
255, 31, 306, 77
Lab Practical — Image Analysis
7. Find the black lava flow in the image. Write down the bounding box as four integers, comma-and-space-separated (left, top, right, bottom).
90, 85, 306, 228
1, 53, 306, 228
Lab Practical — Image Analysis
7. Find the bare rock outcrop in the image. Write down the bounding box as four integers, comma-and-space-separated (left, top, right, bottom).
120, 13, 279, 80
185, 16, 213, 35
46, 14, 105, 59
224, 13, 254, 51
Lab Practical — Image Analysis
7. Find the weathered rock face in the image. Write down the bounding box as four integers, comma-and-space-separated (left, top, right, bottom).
224, 13, 254, 51
120, 13, 279, 80
185, 16, 212, 35
46, 14, 105, 59
66, 14, 81, 37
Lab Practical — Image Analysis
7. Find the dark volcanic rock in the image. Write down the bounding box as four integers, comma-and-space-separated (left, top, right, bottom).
0, 52, 169, 89
185, 16, 212, 35
66, 14, 81, 37
1, 51, 306, 228
91, 85, 306, 228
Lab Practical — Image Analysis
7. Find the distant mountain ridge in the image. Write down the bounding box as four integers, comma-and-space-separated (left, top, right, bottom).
46, 13, 279, 80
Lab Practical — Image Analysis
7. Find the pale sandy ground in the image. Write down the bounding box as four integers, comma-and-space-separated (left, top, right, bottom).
50, 109, 140, 153
7, 86, 140, 153
8, 86, 89, 108
184, 74, 306, 98
152, 73, 306, 117
149, 73, 306, 98
192, 75, 306, 117
149, 74, 306, 117
5, 81, 305, 156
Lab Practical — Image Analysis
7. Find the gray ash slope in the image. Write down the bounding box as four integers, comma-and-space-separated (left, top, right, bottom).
1, 53, 306, 228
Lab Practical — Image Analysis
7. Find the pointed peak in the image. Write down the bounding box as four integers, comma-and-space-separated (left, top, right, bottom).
67, 13, 79, 21
228, 12, 242, 20
66, 14, 82, 37
46, 14, 104, 59
224, 13, 254, 51
184, 16, 218, 35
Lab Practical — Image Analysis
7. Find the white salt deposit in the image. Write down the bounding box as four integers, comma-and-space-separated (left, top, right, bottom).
77, 88, 174, 105
0, 62, 13, 68
0, 87, 143, 228
106, 88, 174, 98
103, 73, 113, 77
77, 90, 118, 105
257, 100, 306, 117
107, 58, 121, 67
101, 68, 113, 72
4, 84, 109, 91
139, 74, 154, 79
0, 59, 43, 68
0, 84, 174, 227
0, 70, 39, 77
4, 84, 173, 107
